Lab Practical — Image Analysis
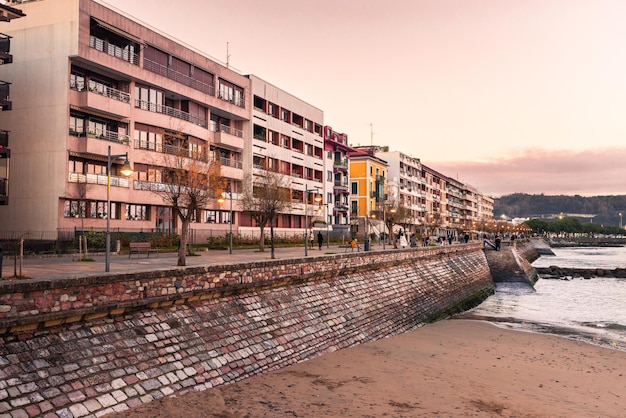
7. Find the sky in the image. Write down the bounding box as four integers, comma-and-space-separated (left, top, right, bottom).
104, 0, 626, 197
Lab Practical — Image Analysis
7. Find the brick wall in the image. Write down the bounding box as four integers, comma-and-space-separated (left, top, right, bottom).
0, 244, 494, 417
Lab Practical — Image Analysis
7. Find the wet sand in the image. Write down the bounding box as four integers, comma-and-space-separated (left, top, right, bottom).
108, 320, 625, 417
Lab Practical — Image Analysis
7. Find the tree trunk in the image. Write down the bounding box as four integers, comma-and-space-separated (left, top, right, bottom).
178, 220, 189, 266
270, 222, 275, 259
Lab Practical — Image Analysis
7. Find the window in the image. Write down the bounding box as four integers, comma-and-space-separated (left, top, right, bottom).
351, 182, 358, 194
64, 199, 118, 219
327, 170, 333, 182
204, 210, 217, 223
70, 72, 85, 91
126, 204, 149, 220
218, 79, 244, 106
134, 123, 163, 151
135, 84, 164, 111
69, 114, 85, 135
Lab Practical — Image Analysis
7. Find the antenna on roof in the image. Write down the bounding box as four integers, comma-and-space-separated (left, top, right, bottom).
369, 123, 374, 146
226, 42, 231, 68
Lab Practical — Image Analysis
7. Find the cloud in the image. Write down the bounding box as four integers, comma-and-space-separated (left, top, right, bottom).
429, 147, 626, 197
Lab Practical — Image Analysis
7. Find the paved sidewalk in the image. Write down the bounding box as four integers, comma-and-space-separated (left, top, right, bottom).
0, 244, 381, 280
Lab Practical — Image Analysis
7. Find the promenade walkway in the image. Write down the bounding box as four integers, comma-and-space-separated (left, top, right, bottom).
0, 243, 384, 280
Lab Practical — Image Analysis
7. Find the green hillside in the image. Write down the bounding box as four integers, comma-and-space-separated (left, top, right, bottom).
494, 193, 626, 227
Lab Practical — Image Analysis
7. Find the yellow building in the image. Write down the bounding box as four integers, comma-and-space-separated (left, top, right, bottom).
348, 146, 388, 218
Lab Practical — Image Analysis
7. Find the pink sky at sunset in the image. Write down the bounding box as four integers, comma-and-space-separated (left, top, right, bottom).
104, 0, 626, 197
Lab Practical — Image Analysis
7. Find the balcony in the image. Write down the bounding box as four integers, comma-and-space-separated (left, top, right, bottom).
334, 180, 349, 191
134, 139, 209, 162
67, 172, 130, 188
69, 127, 130, 144
135, 99, 208, 129
211, 122, 244, 150
0, 130, 8, 158
0, 178, 7, 205
0, 33, 12, 64
89, 35, 139, 66
0, 81, 11, 111
144, 58, 214, 96
219, 157, 244, 180
71, 85, 131, 120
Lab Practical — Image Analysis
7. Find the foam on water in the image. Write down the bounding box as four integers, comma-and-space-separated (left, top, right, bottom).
464, 248, 626, 352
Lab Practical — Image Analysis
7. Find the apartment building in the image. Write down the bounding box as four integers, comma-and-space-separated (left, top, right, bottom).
324, 126, 352, 226
375, 148, 423, 231
248, 75, 325, 232
348, 146, 388, 226
0, 0, 250, 240
0, 2, 24, 206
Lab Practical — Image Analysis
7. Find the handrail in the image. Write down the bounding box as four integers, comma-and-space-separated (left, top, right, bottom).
135, 99, 208, 129
89, 36, 139, 66
143, 58, 215, 96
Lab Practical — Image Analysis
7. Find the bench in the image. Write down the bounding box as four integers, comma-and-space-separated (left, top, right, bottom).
128, 242, 158, 258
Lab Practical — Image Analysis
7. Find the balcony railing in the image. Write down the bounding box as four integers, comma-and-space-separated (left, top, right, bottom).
0, 177, 7, 196
67, 172, 130, 187
220, 156, 243, 169
210, 121, 244, 138
135, 99, 208, 129
333, 159, 348, 168
89, 36, 139, 65
76, 82, 131, 103
143, 58, 215, 96
69, 129, 130, 144
134, 139, 209, 162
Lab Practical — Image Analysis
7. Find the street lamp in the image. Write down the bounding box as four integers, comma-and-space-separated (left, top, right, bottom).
304, 185, 321, 256
620, 212, 623, 229
325, 202, 330, 248
106, 145, 133, 272
218, 183, 233, 254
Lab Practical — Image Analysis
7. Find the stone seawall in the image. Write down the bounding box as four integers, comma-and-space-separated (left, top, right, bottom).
0, 244, 493, 418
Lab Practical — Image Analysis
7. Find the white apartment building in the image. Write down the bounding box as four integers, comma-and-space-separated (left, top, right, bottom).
248, 75, 326, 233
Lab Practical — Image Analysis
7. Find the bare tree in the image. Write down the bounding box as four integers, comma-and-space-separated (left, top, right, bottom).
372, 203, 411, 249
239, 171, 292, 259
153, 155, 225, 266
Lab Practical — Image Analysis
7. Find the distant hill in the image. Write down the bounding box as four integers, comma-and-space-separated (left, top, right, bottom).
494, 193, 626, 227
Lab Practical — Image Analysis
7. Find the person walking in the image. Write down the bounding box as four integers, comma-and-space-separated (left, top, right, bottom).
317, 231, 323, 250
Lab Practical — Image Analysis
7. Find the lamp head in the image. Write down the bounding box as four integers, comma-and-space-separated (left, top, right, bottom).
119, 157, 134, 177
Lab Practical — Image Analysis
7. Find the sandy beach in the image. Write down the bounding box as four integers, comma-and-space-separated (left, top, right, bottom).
109, 320, 625, 418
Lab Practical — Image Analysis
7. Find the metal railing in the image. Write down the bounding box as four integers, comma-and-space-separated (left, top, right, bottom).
220, 156, 243, 169
135, 99, 208, 129
89, 36, 139, 66
210, 121, 244, 138
143, 58, 215, 96
74, 81, 131, 103
67, 172, 130, 187
134, 139, 210, 162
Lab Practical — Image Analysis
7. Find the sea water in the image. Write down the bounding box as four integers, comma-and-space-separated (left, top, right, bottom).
464, 246, 626, 352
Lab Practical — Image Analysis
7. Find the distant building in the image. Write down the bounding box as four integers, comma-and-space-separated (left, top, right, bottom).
324, 126, 353, 226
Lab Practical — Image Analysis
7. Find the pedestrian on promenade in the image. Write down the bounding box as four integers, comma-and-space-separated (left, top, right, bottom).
317, 231, 323, 250
495, 235, 502, 251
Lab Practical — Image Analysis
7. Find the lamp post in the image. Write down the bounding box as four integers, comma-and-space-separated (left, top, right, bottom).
620, 213, 623, 229
106, 145, 133, 272
304, 185, 321, 256
325, 202, 330, 249
218, 183, 233, 254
